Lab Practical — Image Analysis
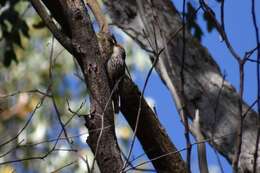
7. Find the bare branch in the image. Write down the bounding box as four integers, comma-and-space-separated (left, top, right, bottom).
251, 0, 260, 172
30, 0, 73, 53
119, 77, 187, 172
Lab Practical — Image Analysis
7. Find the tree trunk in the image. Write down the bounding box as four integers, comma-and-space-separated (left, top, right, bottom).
31, 0, 123, 172
104, 0, 260, 172
62, 1, 124, 172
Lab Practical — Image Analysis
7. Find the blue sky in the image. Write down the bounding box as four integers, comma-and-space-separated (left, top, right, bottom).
65, 1, 260, 172
3, 1, 259, 172
125, 0, 260, 172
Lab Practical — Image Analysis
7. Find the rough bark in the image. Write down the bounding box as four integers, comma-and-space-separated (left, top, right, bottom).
61, 1, 124, 172
31, 0, 188, 172
104, 0, 260, 172
120, 77, 187, 172
31, 0, 123, 172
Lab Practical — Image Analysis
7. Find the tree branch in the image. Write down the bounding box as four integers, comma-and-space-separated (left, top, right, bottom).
119, 77, 187, 173
104, 0, 260, 172
30, 0, 72, 53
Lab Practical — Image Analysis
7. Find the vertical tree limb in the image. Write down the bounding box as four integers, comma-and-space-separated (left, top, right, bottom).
30, 0, 123, 172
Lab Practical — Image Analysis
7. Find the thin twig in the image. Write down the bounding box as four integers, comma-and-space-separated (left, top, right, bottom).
30, 0, 72, 53
0, 95, 46, 148
232, 58, 245, 173
251, 0, 260, 172
90, 75, 125, 172
0, 89, 51, 98
50, 160, 77, 173
220, 0, 225, 33
122, 48, 164, 171
245, 45, 260, 60
48, 37, 72, 147
198, 2, 248, 172
125, 132, 236, 172
199, 0, 241, 61
0, 140, 24, 158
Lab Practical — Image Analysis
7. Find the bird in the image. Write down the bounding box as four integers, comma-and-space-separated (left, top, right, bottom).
106, 38, 126, 113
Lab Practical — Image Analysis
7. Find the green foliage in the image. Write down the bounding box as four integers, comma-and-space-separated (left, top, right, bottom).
3, 45, 17, 66
186, 2, 203, 41
0, 0, 30, 66
0, 2, 87, 171
32, 20, 45, 29
185, 1, 218, 41
203, 10, 216, 33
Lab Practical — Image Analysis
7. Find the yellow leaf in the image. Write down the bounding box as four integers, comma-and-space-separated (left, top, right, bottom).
0, 165, 15, 173
117, 126, 131, 139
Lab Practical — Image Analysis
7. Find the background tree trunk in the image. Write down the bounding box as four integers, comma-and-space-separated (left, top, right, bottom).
104, 0, 260, 172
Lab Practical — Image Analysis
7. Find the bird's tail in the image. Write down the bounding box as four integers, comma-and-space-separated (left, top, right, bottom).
113, 91, 120, 113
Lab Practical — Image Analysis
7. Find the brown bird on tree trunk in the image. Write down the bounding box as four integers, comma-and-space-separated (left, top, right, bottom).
106, 40, 126, 113
97, 33, 126, 113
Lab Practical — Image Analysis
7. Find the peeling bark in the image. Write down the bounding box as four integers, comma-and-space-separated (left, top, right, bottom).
104, 0, 260, 172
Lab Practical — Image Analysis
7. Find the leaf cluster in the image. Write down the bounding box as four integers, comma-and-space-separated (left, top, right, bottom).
0, 0, 29, 66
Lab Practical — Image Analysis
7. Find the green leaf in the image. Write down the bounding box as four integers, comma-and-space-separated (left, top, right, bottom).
20, 20, 30, 38
3, 8, 19, 24
0, 0, 7, 6
33, 20, 46, 29
12, 29, 23, 48
193, 23, 203, 41
3, 47, 17, 67
203, 11, 216, 32
186, 2, 204, 41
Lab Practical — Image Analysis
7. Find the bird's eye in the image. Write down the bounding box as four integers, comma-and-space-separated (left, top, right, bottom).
108, 38, 114, 44
111, 34, 117, 44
